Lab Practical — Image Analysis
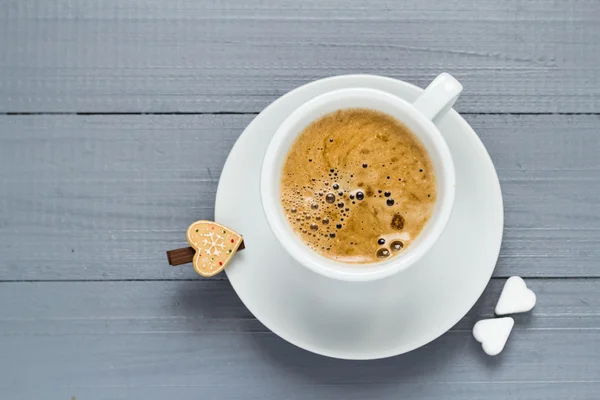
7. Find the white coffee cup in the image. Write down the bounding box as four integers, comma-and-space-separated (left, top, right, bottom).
260, 73, 462, 281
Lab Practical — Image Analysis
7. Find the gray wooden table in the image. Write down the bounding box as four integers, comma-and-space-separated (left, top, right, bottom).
1, 1, 599, 398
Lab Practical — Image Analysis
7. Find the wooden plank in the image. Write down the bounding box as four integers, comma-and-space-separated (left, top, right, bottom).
1, 114, 599, 280
4, 384, 598, 400
1, 0, 599, 113
0, 279, 599, 399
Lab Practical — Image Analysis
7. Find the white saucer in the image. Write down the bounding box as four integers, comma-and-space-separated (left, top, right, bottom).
215, 75, 503, 360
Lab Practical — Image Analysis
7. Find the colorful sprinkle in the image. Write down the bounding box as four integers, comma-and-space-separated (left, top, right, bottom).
230, 239, 234, 243
219, 261, 223, 266
195, 229, 198, 232
223, 230, 227, 234
228, 249, 232, 253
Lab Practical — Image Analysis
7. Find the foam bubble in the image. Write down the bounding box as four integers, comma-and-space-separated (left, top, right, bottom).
390, 241, 404, 252
376, 248, 390, 258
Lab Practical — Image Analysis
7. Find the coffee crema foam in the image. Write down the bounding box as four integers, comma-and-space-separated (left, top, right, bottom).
280, 108, 436, 264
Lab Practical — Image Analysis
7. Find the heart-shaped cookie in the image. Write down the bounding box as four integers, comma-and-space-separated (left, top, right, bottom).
495, 276, 536, 316
186, 221, 243, 277
473, 317, 514, 356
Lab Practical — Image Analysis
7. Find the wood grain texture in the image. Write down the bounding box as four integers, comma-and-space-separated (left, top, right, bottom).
1, 0, 599, 113
0, 279, 598, 399
1, 114, 599, 280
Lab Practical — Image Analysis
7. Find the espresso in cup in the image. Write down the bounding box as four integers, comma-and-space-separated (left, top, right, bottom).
280, 108, 436, 264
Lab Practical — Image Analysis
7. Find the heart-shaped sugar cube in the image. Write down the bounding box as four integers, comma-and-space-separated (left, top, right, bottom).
473, 317, 514, 356
186, 221, 243, 277
495, 276, 536, 316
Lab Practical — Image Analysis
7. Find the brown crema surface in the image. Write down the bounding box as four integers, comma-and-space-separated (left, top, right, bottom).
280, 108, 436, 264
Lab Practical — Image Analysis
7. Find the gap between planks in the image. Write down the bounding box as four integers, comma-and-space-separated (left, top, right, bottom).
2, 112, 600, 116
1, 276, 599, 283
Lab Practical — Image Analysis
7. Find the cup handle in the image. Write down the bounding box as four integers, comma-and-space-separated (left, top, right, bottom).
412, 73, 463, 123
